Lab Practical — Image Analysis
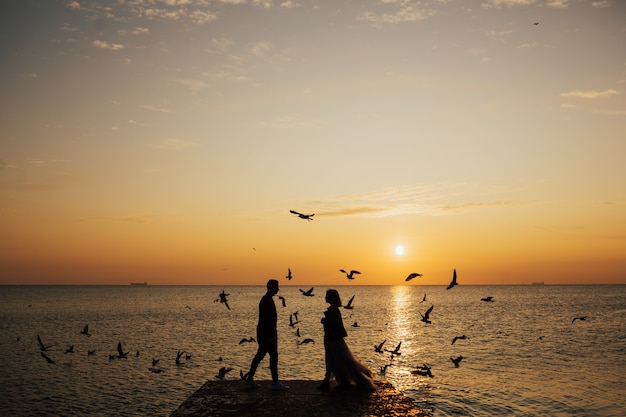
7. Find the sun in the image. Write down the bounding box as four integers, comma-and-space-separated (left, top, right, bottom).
395, 244, 405, 256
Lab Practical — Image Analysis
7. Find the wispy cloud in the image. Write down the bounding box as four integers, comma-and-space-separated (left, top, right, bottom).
560, 89, 620, 99
296, 183, 536, 218
153, 138, 197, 150
178, 79, 210, 93
591, 0, 612, 8
139, 104, 175, 113
92, 40, 124, 50
357, 2, 436, 26
481, 0, 538, 8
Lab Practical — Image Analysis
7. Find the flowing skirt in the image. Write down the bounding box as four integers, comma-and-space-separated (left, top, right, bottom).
324, 338, 375, 391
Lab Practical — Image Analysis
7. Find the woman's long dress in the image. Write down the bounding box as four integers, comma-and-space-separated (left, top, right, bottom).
322, 306, 375, 391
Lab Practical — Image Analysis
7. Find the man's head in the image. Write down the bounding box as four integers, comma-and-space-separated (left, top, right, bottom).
267, 279, 279, 295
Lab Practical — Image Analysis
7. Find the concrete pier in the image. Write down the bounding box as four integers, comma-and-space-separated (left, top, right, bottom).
170, 380, 430, 417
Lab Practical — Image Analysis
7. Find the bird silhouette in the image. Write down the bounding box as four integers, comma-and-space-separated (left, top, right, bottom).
286, 268, 292, 280
176, 350, 187, 365
239, 337, 256, 344
405, 272, 423, 282
340, 269, 361, 280
411, 364, 433, 378
278, 295, 287, 307
446, 269, 458, 290
534, 22, 539, 25
420, 305, 434, 324
297, 338, 315, 345
117, 341, 129, 359
481, 296, 494, 302
420, 293, 427, 303
37, 335, 55, 352
374, 339, 386, 353
216, 366, 233, 380
380, 363, 393, 375
385, 341, 402, 356
87, 349, 96, 356
290, 210, 314, 221
64, 345, 74, 354
344, 295, 355, 310
299, 287, 315, 297
289, 313, 300, 327
572, 316, 588, 324
41, 352, 55, 364
80, 324, 91, 337
451, 335, 470, 345
216, 290, 230, 310
152, 358, 160, 366
450, 356, 464, 368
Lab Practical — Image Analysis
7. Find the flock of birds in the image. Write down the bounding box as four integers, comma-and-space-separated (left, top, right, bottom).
32, 207, 590, 390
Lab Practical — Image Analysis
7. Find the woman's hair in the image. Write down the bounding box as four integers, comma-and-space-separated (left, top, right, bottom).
326, 289, 342, 307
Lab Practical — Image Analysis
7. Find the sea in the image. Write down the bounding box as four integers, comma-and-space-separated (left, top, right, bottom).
0, 284, 624, 417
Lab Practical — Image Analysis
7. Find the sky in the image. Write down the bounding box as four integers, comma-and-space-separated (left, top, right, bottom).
1, 0, 625, 286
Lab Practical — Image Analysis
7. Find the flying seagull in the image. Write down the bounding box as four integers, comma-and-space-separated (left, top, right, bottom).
452, 335, 470, 345
176, 350, 187, 365
289, 313, 300, 327
216, 290, 230, 310
290, 210, 314, 221
446, 269, 458, 290
385, 341, 402, 356
81, 324, 91, 337
117, 341, 129, 359
297, 338, 315, 345
286, 268, 292, 280
216, 366, 233, 380
450, 356, 464, 368
420, 293, 427, 303
278, 295, 287, 308
41, 352, 55, 364
405, 272, 423, 282
374, 339, 386, 353
380, 363, 393, 375
344, 295, 355, 310
411, 364, 433, 378
340, 269, 361, 280
481, 296, 494, 302
299, 287, 315, 297
420, 305, 434, 324
37, 335, 55, 352
572, 316, 588, 324
64, 345, 74, 354
239, 337, 256, 344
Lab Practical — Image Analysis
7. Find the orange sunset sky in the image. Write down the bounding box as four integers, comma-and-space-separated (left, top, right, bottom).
1, 0, 625, 286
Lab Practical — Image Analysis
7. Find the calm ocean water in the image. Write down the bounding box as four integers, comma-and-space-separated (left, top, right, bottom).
0, 284, 624, 416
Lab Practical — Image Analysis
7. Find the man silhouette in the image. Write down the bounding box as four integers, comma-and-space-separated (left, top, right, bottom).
244, 279, 289, 391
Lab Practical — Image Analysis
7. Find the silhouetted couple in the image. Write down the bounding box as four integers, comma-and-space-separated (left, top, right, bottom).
244, 280, 374, 393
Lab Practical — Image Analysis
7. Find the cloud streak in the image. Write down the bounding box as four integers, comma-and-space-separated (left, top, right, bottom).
560, 89, 620, 99
297, 183, 536, 218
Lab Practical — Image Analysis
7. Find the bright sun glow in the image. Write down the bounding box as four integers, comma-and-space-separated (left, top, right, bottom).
395, 244, 405, 256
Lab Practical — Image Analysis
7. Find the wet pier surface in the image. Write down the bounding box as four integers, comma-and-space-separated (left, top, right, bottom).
170, 379, 430, 417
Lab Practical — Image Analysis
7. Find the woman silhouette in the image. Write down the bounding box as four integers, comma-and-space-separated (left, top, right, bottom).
317, 289, 375, 392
